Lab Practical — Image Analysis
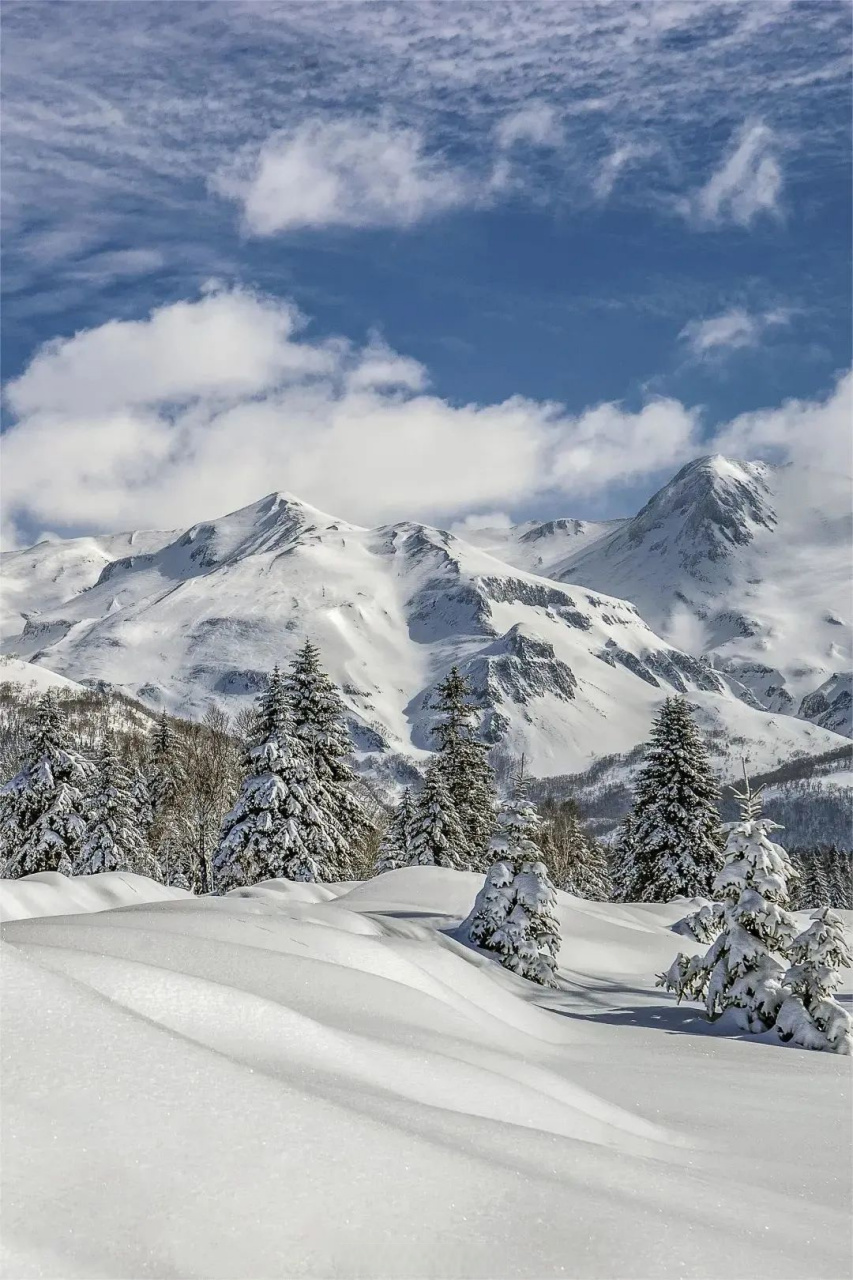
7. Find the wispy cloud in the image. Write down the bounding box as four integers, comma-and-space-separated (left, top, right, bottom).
495, 103, 563, 151
683, 121, 784, 228
593, 141, 659, 202
3, 2, 848, 276
680, 306, 791, 357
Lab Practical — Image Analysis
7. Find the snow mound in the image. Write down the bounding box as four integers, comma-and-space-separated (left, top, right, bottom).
0, 870, 191, 922
2, 868, 850, 1279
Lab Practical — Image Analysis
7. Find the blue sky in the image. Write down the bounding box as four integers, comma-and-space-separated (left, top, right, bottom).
2, 1, 851, 544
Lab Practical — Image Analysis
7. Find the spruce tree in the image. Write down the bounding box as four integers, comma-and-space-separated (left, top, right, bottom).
827, 845, 853, 910
776, 908, 852, 1054
285, 640, 367, 879
627, 697, 724, 901
408, 760, 466, 868
797, 851, 832, 910
214, 668, 344, 891
77, 737, 150, 876
374, 788, 415, 873
659, 773, 799, 1033
431, 666, 495, 869
0, 692, 91, 878
147, 711, 190, 887
610, 811, 639, 902
467, 776, 560, 986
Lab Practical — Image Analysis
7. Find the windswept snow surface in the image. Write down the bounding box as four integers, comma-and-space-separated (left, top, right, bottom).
2, 868, 850, 1279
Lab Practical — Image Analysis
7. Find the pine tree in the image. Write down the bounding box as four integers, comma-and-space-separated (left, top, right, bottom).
627, 697, 724, 901
467, 777, 561, 986
214, 669, 344, 891
285, 640, 368, 879
130, 767, 158, 876
374, 788, 415, 873
147, 711, 190, 887
0, 692, 92, 877
797, 851, 832, 909
776, 909, 852, 1054
540, 798, 611, 900
408, 760, 466, 868
431, 667, 495, 869
77, 736, 150, 875
827, 845, 853, 910
610, 811, 639, 902
659, 772, 799, 1033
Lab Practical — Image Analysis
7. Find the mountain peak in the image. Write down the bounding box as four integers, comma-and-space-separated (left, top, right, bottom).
627, 454, 776, 554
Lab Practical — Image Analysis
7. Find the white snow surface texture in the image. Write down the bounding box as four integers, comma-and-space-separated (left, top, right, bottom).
2, 868, 850, 1279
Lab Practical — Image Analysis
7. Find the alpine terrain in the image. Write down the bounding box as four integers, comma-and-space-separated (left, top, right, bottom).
2, 456, 849, 782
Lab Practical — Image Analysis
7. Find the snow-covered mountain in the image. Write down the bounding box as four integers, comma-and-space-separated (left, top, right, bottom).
525, 456, 851, 727
2, 458, 849, 777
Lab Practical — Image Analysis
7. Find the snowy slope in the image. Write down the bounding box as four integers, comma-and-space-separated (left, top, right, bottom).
0, 655, 85, 695
459, 514, 619, 578
2, 488, 846, 777
2, 868, 850, 1279
538, 456, 852, 726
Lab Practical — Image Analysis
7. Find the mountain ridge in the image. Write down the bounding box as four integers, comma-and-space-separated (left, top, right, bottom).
2, 456, 849, 778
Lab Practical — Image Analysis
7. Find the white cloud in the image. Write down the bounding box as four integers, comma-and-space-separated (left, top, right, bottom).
450, 512, 513, 535
6, 289, 333, 417
711, 370, 852, 475
213, 119, 474, 235
685, 121, 783, 227
495, 103, 563, 150
2, 288, 707, 542
593, 142, 657, 202
680, 307, 790, 357
5, 289, 848, 548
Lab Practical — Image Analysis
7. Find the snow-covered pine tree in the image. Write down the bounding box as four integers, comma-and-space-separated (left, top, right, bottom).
776, 908, 852, 1054
467, 774, 561, 986
796, 851, 832, 910
658, 771, 798, 1033
431, 666, 495, 869
408, 760, 466, 868
610, 810, 639, 902
147, 711, 190, 887
374, 787, 415, 873
0, 692, 92, 878
627, 696, 724, 901
77, 736, 150, 876
285, 639, 367, 879
539, 798, 611, 899
214, 668, 344, 891
828, 845, 853, 910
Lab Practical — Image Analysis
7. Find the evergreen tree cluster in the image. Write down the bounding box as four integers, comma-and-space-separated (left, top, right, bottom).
1, 643, 374, 892
789, 845, 852, 910
374, 667, 495, 874
659, 773, 851, 1054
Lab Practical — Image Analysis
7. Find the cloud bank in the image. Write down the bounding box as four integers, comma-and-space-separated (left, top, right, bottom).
3, 288, 849, 546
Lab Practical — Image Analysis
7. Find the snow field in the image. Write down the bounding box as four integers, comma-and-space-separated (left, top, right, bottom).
1, 867, 850, 1279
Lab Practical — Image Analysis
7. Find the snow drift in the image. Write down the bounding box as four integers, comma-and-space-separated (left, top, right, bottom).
2, 868, 850, 1279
